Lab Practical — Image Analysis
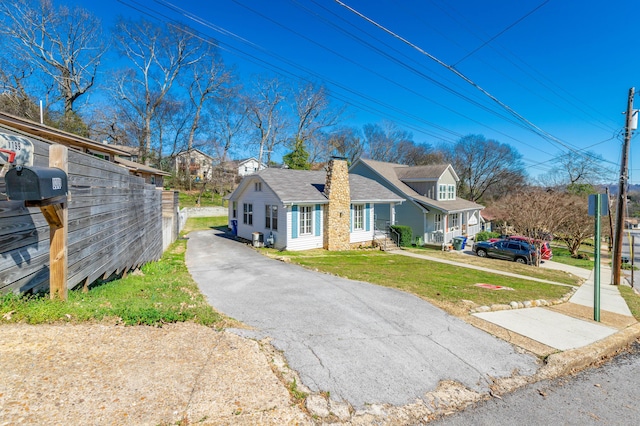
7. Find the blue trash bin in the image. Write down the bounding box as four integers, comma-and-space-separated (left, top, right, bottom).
231, 219, 238, 235
461, 236, 467, 249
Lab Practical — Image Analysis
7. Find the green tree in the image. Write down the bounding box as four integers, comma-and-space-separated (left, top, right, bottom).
283, 139, 310, 170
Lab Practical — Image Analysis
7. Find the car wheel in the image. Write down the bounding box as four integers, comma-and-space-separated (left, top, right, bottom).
477, 249, 487, 258
515, 257, 527, 264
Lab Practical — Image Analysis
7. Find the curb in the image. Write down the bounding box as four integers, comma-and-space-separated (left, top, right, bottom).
537, 322, 640, 380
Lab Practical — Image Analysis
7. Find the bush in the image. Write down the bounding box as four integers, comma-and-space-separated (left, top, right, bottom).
475, 231, 501, 242
390, 225, 413, 247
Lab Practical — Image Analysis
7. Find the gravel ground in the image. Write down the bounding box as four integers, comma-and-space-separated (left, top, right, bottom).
0, 322, 311, 426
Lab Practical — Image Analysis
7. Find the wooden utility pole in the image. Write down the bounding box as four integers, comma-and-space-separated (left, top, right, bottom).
613, 87, 635, 285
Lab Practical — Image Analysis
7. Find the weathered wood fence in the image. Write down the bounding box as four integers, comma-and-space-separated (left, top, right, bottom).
1, 134, 177, 294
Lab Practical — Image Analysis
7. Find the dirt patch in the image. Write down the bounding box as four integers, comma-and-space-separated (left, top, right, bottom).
547, 303, 637, 329
0, 323, 311, 425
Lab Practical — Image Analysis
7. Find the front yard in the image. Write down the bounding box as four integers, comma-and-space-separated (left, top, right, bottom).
262, 249, 576, 315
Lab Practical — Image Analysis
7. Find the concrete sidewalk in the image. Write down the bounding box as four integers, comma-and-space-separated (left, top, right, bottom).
474, 263, 634, 351
390, 250, 637, 352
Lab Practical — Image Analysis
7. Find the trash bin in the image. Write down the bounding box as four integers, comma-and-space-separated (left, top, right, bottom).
231, 219, 238, 235
252, 232, 263, 248
461, 236, 468, 249
452, 236, 464, 250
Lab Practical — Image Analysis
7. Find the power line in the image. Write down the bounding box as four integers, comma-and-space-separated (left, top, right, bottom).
452, 0, 550, 66
334, 0, 621, 169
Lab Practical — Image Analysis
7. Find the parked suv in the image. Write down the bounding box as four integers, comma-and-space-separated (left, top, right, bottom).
488, 235, 553, 260
506, 236, 553, 260
473, 240, 537, 264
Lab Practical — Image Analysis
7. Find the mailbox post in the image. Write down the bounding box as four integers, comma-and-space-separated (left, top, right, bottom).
4, 145, 69, 300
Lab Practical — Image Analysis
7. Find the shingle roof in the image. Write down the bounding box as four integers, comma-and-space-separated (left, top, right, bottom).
354, 158, 483, 213
241, 168, 404, 204
395, 164, 450, 180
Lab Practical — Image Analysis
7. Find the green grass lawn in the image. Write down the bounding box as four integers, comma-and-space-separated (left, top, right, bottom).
406, 246, 581, 286
548, 245, 595, 270
0, 217, 228, 326
178, 190, 227, 208
264, 249, 573, 313
619, 285, 640, 321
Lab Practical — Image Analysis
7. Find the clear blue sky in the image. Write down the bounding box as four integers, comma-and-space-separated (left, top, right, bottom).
72, 0, 640, 183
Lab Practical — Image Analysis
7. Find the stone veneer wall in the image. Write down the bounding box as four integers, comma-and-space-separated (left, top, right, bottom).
323, 158, 351, 251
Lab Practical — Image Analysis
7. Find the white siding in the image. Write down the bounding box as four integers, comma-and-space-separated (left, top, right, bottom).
350, 203, 374, 244
285, 204, 324, 250
232, 177, 286, 247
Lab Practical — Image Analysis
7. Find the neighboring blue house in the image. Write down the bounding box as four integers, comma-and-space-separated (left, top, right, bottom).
227, 158, 404, 251
350, 158, 484, 245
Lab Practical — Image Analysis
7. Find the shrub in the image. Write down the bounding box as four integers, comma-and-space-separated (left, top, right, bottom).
475, 231, 501, 242
390, 225, 413, 247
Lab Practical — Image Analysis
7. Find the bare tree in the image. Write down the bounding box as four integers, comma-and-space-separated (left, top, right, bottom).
0, 0, 106, 115
398, 141, 444, 166
290, 82, 342, 164
492, 187, 585, 265
328, 126, 364, 165
443, 134, 526, 203
554, 194, 594, 257
538, 150, 611, 194
245, 76, 288, 166
112, 18, 203, 163
364, 121, 414, 163
183, 44, 231, 152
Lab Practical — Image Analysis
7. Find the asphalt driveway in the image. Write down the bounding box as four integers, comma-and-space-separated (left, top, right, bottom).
185, 230, 538, 408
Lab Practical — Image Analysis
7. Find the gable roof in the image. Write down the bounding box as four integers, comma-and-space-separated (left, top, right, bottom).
351, 158, 483, 213
395, 163, 459, 181
229, 168, 404, 204
175, 148, 215, 160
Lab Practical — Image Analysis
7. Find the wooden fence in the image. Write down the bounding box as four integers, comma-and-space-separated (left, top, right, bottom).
1, 135, 171, 294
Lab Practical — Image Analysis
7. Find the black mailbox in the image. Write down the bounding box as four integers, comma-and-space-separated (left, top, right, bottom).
5, 166, 68, 201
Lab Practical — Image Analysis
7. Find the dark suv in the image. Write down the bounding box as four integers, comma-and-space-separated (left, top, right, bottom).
473, 240, 537, 264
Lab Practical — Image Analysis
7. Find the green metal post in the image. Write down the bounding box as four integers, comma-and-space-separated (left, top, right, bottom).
594, 194, 601, 322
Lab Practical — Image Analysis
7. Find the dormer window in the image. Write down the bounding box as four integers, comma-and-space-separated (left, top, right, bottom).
438, 184, 456, 200
447, 184, 455, 200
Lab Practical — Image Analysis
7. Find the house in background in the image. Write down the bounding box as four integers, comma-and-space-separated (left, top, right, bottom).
114, 156, 170, 188
235, 157, 268, 177
174, 149, 215, 182
625, 218, 640, 230
349, 158, 484, 245
226, 157, 404, 251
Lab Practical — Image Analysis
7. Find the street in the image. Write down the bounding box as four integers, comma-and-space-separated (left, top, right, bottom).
433, 341, 640, 425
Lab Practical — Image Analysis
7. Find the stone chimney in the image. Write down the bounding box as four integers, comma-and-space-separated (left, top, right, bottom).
323, 157, 351, 251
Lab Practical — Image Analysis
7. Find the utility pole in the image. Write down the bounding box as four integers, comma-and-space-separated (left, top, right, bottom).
613, 87, 635, 285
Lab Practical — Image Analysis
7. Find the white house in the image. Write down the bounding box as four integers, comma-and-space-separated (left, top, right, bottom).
227, 158, 404, 251
236, 157, 268, 177
349, 158, 484, 245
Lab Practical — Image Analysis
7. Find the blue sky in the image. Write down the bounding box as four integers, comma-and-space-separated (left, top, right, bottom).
72, 0, 640, 182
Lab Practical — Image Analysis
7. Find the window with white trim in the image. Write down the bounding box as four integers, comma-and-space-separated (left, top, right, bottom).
254, 182, 262, 191
353, 204, 364, 230
265, 205, 278, 230
438, 184, 447, 200
447, 184, 455, 200
300, 205, 312, 235
434, 213, 442, 231
450, 213, 459, 230
243, 203, 253, 225
232, 201, 237, 218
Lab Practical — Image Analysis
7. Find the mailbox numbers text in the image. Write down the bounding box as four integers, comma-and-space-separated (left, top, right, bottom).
52, 177, 62, 191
